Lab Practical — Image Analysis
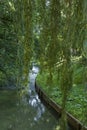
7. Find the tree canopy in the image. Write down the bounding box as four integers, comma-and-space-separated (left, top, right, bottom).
0, 0, 87, 129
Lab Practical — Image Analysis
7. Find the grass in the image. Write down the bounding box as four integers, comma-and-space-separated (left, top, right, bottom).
36, 58, 87, 127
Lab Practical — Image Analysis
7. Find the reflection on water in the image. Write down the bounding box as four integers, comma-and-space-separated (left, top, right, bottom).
0, 65, 72, 130
29, 94, 45, 121
29, 66, 39, 92
29, 66, 45, 121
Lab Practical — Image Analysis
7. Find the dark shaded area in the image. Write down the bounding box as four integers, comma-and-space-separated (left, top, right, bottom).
0, 90, 60, 130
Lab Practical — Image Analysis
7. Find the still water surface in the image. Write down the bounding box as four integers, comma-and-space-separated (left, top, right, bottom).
0, 66, 72, 130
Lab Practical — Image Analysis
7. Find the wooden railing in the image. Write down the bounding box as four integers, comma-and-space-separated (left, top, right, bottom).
35, 81, 87, 130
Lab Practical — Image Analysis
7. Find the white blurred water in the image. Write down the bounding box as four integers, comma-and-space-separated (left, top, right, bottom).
28, 65, 45, 121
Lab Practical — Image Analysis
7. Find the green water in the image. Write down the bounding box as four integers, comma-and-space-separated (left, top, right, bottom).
0, 90, 59, 130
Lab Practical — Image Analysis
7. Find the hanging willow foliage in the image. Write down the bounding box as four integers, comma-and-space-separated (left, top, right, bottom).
14, 0, 24, 88
72, 0, 84, 53
59, 0, 73, 129
47, 0, 61, 66
22, 0, 33, 86
14, 0, 86, 128
81, 0, 87, 129
44, 0, 61, 85
37, 0, 47, 71
14, 0, 33, 87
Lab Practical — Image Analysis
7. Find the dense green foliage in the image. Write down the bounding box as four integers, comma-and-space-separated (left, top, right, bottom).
37, 57, 87, 127
0, 1, 18, 87
0, 0, 87, 130
36, 1, 87, 129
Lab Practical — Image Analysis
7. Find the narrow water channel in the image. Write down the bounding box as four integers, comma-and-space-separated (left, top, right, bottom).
0, 66, 72, 130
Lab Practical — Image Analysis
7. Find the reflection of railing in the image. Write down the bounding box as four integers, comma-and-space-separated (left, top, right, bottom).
35, 81, 87, 130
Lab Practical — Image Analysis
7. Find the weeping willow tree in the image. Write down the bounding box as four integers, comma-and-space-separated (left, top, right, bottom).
13, 0, 87, 129
14, 0, 33, 88
13, 0, 25, 88
36, 0, 61, 84
46, 0, 61, 84
58, 1, 73, 129
35, 1, 72, 129
35, 0, 86, 130
22, 0, 33, 86
34, 0, 51, 73
81, 0, 87, 129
